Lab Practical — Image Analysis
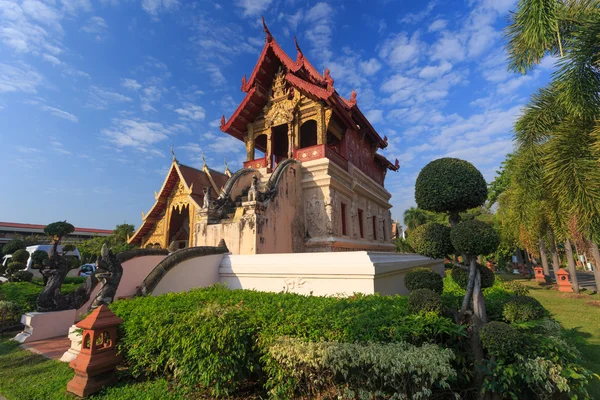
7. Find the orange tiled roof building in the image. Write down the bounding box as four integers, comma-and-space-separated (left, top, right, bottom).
130, 19, 399, 253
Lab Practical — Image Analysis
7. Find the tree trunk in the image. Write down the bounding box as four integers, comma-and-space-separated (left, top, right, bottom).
588, 240, 600, 294
473, 269, 487, 324
524, 250, 533, 276
551, 247, 560, 281
565, 238, 580, 294
471, 270, 486, 399
539, 239, 550, 277
461, 257, 477, 314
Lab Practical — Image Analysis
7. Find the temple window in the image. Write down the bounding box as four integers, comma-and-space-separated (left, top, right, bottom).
341, 203, 347, 236
372, 216, 377, 240
358, 209, 364, 238
299, 120, 317, 148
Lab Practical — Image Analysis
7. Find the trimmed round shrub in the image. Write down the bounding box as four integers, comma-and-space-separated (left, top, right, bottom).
407, 223, 453, 259
501, 280, 530, 296
415, 158, 488, 214
11, 249, 29, 264
450, 220, 500, 256
0, 300, 22, 323
405, 268, 444, 294
503, 296, 548, 323
450, 264, 495, 289
1, 239, 25, 255
480, 321, 523, 357
11, 270, 33, 282
408, 288, 442, 314
30, 250, 49, 269
44, 221, 75, 239
6, 262, 26, 275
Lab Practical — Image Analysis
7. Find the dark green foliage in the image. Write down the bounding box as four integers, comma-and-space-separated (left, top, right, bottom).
501, 280, 530, 296
43, 221, 74, 241
1, 240, 25, 255
0, 300, 22, 324
30, 250, 48, 269
110, 286, 465, 397
11, 271, 33, 282
407, 223, 453, 259
450, 264, 495, 289
405, 268, 444, 294
408, 288, 442, 314
6, 263, 26, 276
11, 249, 29, 264
450, 220, 500, 256
503, 295, 548, 323
79, 223, 136, 263
0, 279, 86, 312
480, 322, 523, 357
415, 158, 488, 215
394, 237, 413, 253
62, 244, 75, 253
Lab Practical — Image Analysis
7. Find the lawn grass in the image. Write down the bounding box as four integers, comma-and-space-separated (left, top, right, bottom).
0, 335, 188, 400
500, 276, 600, 398
0, 278, 88, 312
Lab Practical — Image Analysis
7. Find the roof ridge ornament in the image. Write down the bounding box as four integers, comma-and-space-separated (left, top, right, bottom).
324, 68, 334, 88
220, 115, 226, 130
262, 16, 273, 43
294, 36, 304, 63
241, 74, 248, 92
349, 89, 357, 107
170, 144, 178, 163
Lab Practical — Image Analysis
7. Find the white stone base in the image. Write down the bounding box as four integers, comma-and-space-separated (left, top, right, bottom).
13, 309, 76, 343
219, 251, 443, 297
59, 324, 82, 362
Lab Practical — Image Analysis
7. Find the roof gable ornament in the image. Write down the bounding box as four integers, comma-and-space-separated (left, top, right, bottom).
294, 36, 304, 63
324, 68, 334, 88
220, 115, 226, 130
241, 74, 248, 92
170, 144, 178, 163
349, 89, 357, 107
262, 16, 273, 43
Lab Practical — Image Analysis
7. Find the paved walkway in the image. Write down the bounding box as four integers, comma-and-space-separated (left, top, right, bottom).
20, 336, 70, 360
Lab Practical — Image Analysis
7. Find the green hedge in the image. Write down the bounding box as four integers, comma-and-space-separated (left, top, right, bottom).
405, 268, 444, 294
408, 288, 442, 314
503, 295, 548, 323
110, 286, 466, 398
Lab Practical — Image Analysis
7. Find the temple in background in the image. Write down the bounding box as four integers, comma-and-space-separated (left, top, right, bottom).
129, 19, 399, 254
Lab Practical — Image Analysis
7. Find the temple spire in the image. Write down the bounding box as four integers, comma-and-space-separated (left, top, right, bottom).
170, 144, 178, 163
262, 16, 273, 42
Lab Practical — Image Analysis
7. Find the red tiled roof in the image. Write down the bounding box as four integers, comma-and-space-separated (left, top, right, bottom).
0, 222, 113, 235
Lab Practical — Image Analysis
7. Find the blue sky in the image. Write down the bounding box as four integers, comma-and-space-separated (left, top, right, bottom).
0, 0, 555, 230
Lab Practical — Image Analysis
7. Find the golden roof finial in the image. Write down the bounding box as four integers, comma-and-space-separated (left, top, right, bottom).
224, 157, 232, 177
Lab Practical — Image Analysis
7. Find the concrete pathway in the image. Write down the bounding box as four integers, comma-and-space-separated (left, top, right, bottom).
20, 336, 70, 360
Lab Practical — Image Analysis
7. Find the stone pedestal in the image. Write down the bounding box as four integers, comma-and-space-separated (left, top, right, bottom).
13, 309, 76, 343
60, 324, 82, 362
242, 200, 265, 215
198, 208, 221, 224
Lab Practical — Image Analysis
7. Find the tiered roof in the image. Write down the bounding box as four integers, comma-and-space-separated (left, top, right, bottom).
220, 18, 394, 161
128, 160, 228, 245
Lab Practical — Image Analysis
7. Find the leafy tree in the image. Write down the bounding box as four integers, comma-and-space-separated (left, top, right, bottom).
403, 207, 429, 230
415, 158, 488, 226
407, 223, 453, 259
78, 223, 135, 263
487, 154, 514, 207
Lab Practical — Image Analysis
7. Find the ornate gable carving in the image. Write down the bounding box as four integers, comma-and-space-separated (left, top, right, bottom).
263, 67, 301, 128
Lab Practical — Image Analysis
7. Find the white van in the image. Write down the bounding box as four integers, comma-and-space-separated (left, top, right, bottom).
1, 245, 81, 281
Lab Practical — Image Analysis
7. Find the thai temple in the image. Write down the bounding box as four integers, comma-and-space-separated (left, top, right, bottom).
129, 19, 399, 254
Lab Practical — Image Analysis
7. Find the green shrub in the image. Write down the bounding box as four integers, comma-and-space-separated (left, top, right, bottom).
480, 321, 522, 357
10, 271, 33, 282
0, 300, 22, 323
11, 249, 29, 264
415, 158, 488, 214
503, 296, 548, 323
408, 288, 442, 315
450, 264, 495, 289
1, 239, 25, 255
501, 280, 529, 296
405, 268, 444, 294
483, 285, 514, 322
0, 280, 85, 312
264, 337, 456, 399
30, 250, 48, 269
407, 223, 453, 259
450, 220, 500, 256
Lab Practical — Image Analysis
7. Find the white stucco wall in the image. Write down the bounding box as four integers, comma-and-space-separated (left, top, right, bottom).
151, 253, 224, 296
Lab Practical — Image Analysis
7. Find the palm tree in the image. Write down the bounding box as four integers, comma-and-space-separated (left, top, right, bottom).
503, 0, 600, 292
403, 207, 428, 230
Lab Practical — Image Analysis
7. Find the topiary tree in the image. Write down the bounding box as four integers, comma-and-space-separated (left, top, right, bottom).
480, 321, 523, 358
503, 296, 548, 323
407, 223, 453, 259
405, 268, 444, 294
0, 248, 31, 282
451, 220, 500, 320
407, 288, 442, 315
1, 239, 25, 256
415, 158, 487, 226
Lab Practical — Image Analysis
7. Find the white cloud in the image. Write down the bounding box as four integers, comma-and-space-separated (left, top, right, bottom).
379, 32, 424, 67
235, 0, 273, 17
497, 74, 533, 94
418, 61, 452, 79
141, 0, 178, 16
428, 19, 447, 32
121, 78, 142, 90
359, 58, 381, 76
41, 105, 78, 122
304, 2, 334, 62
81, 16, 107, 40
209, 118, 221, 128
102, 118, 186, 149
401, 1, 437, 24
42, 53, 61, 65
174, 103, 205, 121
365, 109, 383, 124
430, 32, 465, 62
87, 85, 132, 109
0, 63, 43, 93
